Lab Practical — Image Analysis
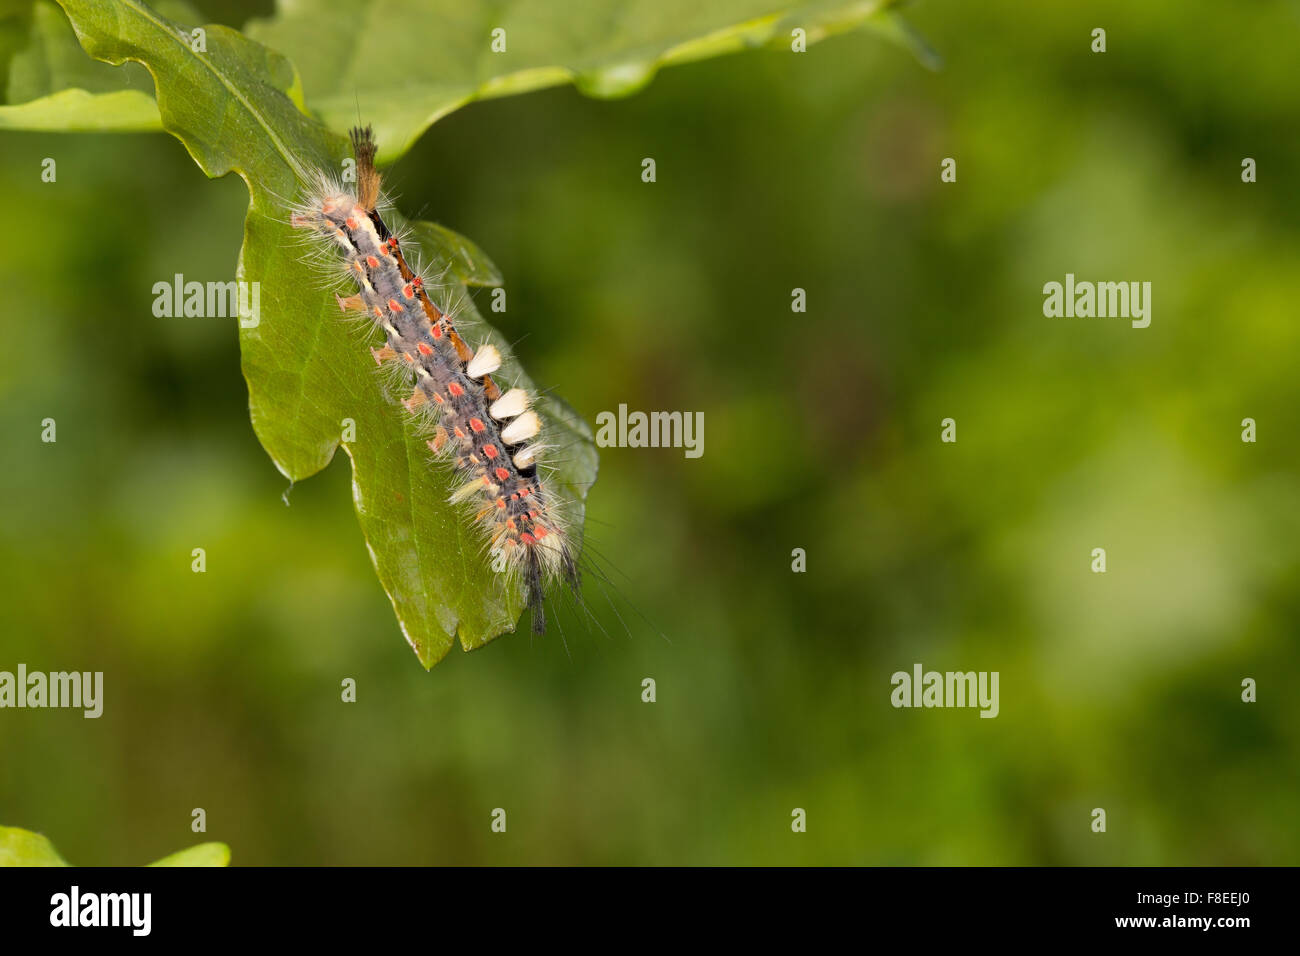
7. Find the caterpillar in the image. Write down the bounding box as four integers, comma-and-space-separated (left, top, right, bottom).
290, 127, 579, 634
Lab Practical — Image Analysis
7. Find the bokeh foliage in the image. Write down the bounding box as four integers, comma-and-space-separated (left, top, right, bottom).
0, 0, 1297, 863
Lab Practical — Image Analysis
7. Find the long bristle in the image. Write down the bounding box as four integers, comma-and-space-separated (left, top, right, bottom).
350, 125, 382, 212
527, 550, 547, 634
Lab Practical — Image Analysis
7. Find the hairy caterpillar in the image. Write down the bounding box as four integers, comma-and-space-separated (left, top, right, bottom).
290, 127, 579, 634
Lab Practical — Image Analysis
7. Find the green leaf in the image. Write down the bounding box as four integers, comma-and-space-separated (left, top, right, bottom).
0, 825, 71, 866
0, 85, 158, 128
0, 826, 230, 866
4, 1, 929, 146
0, 0, 197, 131
54, 0, 596, 666
244, 0, 920, 161
146, 842, 232, 866
408, 221, 504, 289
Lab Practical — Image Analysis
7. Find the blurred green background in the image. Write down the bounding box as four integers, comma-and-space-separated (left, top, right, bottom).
2, 0, 1298, 865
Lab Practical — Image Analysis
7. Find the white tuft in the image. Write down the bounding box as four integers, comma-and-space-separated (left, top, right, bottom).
500, 410, 541, 445
489, 388, 530, 420
533, 525, 569, 573
466, 343, 501, 378
449, 480, 485, 504
512, 446, 536, 468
